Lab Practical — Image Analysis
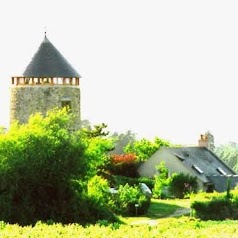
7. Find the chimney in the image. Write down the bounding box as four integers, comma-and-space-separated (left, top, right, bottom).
198, 134, 209, 148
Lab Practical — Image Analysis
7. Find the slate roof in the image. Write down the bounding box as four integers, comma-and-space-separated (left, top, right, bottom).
207, 175, 238, 192
170, 147, 236, 176
161, 147, 237, 191
23, 35, 81, 78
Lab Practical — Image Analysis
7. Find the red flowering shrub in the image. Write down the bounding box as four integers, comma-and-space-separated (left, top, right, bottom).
109, 154, 138, 177
112, 154, 137, 164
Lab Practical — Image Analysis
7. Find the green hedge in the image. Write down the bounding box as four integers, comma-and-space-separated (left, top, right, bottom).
191, 191, 238, 220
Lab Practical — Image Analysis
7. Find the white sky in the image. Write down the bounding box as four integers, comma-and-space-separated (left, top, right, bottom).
0, 0, 238, 145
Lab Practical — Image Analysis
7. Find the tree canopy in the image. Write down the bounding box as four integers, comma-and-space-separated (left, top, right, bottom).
124, 137, 172, 161
0, 108, 115, 225
215, 142, 238, 173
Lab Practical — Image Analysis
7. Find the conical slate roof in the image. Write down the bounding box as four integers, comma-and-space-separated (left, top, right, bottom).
23, 35, 81, 78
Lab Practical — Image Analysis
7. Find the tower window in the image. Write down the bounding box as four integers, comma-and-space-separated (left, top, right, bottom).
61, 100, 71, 111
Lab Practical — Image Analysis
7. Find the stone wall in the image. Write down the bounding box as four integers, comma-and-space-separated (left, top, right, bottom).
10, 85, 80, 128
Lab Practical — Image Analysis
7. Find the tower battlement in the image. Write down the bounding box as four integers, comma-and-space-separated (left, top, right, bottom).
11, 77, 80, 86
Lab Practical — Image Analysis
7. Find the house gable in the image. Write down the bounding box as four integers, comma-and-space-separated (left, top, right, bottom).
137, 146, 238, 192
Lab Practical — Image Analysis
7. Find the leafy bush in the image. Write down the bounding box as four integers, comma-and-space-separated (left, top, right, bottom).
109, 184, 150, 216
191, 194, 238, 220
2, 217, 238, 237
190, 191, 222, 201
110, 175, 137, 187
169, 173, 198, 198
153, 176, 170, 199
0, 108, 115, 225
0, 109, 85, 224
108, 154, 138, 177
153, 162, 171, 198
152, 163, 198, 199
87, 175, 110, 205
124, 137, 171, 162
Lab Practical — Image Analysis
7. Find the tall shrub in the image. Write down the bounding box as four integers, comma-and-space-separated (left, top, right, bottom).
87, 175, 110, 206
108, 154, 138, 177
191, 192, 238, 220
0, 108, 114, 225
109, 184, 150, 216
169, 173, 198, 198
153, 162, 171, 198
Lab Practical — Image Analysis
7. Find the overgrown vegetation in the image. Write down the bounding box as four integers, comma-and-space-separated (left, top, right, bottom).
1, 108, 237, 230
191, 190, 238, 220
0, 194, 237, 237
169, 173, 198, 198
0, 217, 238, 237
109, 183, 150, 216
124, 137, 172, 161
0, 108, 154, 225
215, 142, 238, 173
153, 162, 198, 199
153, 162, 170, 198
0, 108, 116, 225
108, 154, 138, 177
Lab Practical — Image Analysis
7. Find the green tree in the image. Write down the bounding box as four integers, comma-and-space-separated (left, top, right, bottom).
153, 162, 171, 198
82, 123, 109, 138
215, 142, 238, 173
124, 137, 171, 161
80, 123, 115, 178
0, 108, 115, 225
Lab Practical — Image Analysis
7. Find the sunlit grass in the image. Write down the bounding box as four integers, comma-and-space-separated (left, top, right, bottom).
119, 198, 191, 224
148, 198, 190, 217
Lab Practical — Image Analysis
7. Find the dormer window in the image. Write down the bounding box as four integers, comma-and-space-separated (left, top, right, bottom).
192, 165, 204, 174
175, 154, 185, 161
217, 167, 227, 175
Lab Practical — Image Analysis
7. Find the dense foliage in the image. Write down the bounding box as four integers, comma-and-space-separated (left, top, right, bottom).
153, 162, 198, 199
191, 190, 238, 220
215, 142, 238, 173
109, 183, 150, 216
0, 108, 115, 225
124, 137, 172, 161
0, 217, 238, 237
153, 162, 170, 198
108, 154, 138, 177
169, 173, 198, 198
0, 109, 154, 225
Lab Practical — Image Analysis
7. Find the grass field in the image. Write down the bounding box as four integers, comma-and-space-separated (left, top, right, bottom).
0, 199, 238, 237
120, 198, 191, 225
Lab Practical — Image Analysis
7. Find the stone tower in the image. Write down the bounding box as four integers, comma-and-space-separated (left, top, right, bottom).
10, 34, 81, 128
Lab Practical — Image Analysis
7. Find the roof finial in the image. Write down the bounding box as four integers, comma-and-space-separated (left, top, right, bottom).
44, 26, 47, 38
